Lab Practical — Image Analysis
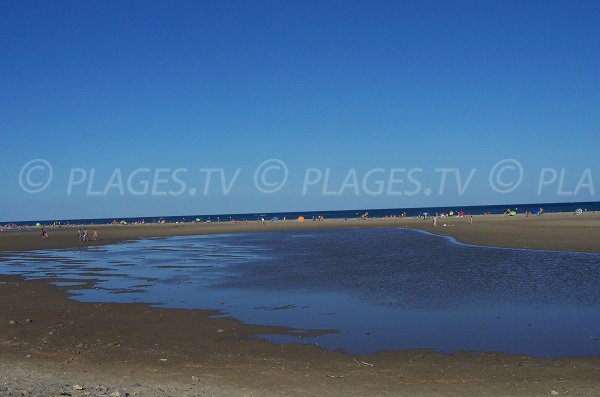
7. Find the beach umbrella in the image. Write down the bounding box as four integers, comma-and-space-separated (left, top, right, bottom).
35, 222, 41, 227
195, 218, 201, 223
297, 216, 305, 222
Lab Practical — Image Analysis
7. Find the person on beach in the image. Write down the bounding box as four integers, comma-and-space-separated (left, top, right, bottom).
92, 229, 98, 241
40, 228, 48, 239
469, 215, 473, 224
77, 229, 82, 241
433, 216, 437, 227
82, 228, 88, 242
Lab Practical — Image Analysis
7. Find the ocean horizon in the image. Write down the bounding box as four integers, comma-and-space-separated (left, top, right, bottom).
3, 200, 600, 226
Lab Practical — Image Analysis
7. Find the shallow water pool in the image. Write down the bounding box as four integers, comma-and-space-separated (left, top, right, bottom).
2, 228, 600, 356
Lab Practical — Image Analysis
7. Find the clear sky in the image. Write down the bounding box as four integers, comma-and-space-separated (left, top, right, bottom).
1, 0, 599, 221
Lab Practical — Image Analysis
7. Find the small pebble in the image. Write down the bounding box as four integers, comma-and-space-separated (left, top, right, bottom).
9, 320, 16, 325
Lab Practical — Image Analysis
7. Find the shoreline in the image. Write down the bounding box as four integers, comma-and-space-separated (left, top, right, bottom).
1, 212, 599, 253
3, 274, 600, 396
2, 213, 600, 395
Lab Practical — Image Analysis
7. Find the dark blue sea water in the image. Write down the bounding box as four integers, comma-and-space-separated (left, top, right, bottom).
2, 228, 600, 357
4, 201, 599, 226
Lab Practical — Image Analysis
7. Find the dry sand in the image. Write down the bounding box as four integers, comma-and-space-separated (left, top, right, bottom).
2, 212, 600, 253
1, 212, 600, 396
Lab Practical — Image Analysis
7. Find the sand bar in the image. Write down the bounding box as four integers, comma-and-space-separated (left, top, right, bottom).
1, 212, 600, 253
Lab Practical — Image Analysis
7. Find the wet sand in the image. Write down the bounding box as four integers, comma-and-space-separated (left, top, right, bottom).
2, 212, 600, 396
3, 275, 600, 396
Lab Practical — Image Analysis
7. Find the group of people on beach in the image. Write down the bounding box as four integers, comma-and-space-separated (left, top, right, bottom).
432, 214, 473, 227
77, 228, 98, 242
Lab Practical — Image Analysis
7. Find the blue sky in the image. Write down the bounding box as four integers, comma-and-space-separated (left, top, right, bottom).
1, 0, 599, 221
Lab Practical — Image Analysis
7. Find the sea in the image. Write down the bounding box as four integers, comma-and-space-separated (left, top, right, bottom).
2, 226, 600, 357
3, 200, 600, 226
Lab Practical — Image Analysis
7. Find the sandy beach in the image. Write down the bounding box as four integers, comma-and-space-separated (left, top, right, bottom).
2, 212, 600, 253
1, 213, 600, 396
5, 0, 599, 393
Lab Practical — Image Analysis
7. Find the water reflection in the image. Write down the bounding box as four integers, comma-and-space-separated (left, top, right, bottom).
1, 229, 600, 356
